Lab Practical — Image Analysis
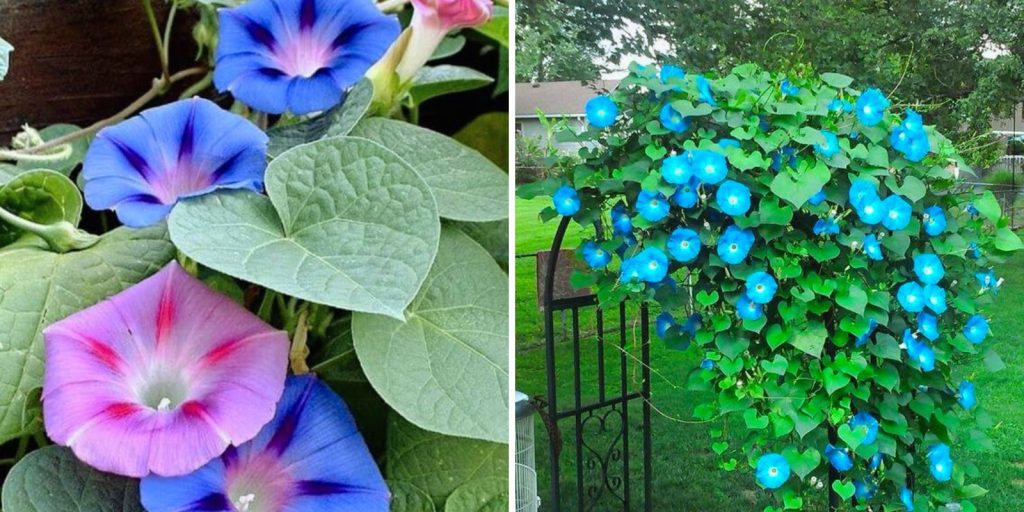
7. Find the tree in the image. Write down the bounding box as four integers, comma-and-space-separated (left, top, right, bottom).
515, 0, 604, 82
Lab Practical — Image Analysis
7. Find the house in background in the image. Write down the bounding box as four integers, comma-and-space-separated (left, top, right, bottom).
515, 80, 619, 154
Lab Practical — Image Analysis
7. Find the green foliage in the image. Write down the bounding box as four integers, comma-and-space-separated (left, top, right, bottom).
514, 0, 604, 81
0, 170, 82, 247
265, 79, 373, 158
1, 446, 143, 512
524, 62, 1021, 509
408, 65, 495, 106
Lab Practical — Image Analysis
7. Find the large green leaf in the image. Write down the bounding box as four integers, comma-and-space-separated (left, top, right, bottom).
266, 79, 373, 157
350, 118, 508, 222
0, 225, 174, 443
409, 65, 494, 106
0, 170, 82, 247
452, 219, 509, 271
770, 161, 830, 208
444, 478, 509, 512
390, 481, 437, 512
17, 124, 91, 176
472, 7, 509, 47
386, 414, 507, 504
353, 228, 508, 442
454, 112, 509, 172
1, 446, 143, 512
170, 136, 441, 319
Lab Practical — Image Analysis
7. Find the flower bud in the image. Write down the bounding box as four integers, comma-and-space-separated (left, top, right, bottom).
396, 0, 494, 81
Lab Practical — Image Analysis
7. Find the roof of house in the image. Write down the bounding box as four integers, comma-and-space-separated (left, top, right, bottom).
515, 80, 621, 118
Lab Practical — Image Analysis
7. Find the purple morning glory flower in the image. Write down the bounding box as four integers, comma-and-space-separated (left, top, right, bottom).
716, 180, 751, 216
736, 295, 763, 321
214, 0, 400, 114
897, 281, 925, 313
672, 177, 700, 208
959, 380, 977, 409
863, 234, 883, 261
825, 443, 853, 471
637, 190, 670, 222
964, 314, 989, 344
581, 241, 611, 269
745, 271, 777, 304
913, 253, 944, 284
668, 227, 701, 263
917, 312, 939, 341
849, 412, 879, 445
42, 263, 290, 477
660, 104, 689, 133
82, 98, 268, 228
141, 375, 389, 511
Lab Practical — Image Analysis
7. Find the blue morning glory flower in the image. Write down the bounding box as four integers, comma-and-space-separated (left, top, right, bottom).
824, 443, 853, 472
660, 64, 685, 89
82, 98, 268, 228
700, 358, 714, 370
779, 79, 800, 96
682, 313, 702, 336
215, 0, 400, 115
619, 257, 642, 283
853, 478, 878, 500
968, 242, 981, 259
552, 185, 580, 216
901, 487, 915, 511
868, 453, 883, 471
856, 196, 885, 225
904, 331, 935, 372
585, 96, 619, 128
855, 88, 890, 126
696, 75, 717, 106
928, 444, 953, 482
897, 281, 925, 313
611, 204, 633, 236
656, 312, 677, 338
736, 295, 763, 321
808, 189, 827, 206
141, 375, 389, 512
581, 241, 612, 269
828, 99, 853, 113
691, 149, 729, 185
914, 253, 944, 284
717, 225, 755, 265
923, 284, 947, 314
882, 195, 912, 231
815, 130, 840, 158
855, 319, 878, 347
755, 453, 790, 489
964, 315, 989, 344
813, 218, 840, 236
661, 154, 692, 184
668, 227, 701, 263
959, 380, 977, 409
848, 179, 878, 209
637, 190, 670, 222
923, 206, 947, 236
965, 202, 980, 217
634, 248, 668, 283
719, 138, 740, 149
863, 234, 883, 261
672, 178, 700, 208
977, 269, 1000, 294
716, 180, 751, 216
849, 412, 879, 445
770, 147, 796, 171
660, 104, 689, 133
656, 276, 677, 291
745, 271, 778, 304
917, 312, 939, 341
890, 109, 931, 162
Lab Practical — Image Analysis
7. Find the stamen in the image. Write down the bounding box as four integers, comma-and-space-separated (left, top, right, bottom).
235, 494, 256, 511
157, 398, 172, 411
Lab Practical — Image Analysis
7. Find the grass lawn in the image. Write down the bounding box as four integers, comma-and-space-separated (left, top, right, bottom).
514, 197, 1024, 510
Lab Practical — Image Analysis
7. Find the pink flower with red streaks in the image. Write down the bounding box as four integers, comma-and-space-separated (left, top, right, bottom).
42, 263, 290, 477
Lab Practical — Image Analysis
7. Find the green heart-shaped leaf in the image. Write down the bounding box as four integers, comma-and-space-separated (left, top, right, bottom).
719, 356, 744, 376
770, 160, 830, 208
789, 322, 826, 358
170, 136, 441, 319
1, 446, 143, 511
765, 324, 791, 350
645, 143, 668, 160
743, 409, 769, 430
837, 423, 867, 451
696, 290, 720, 306
823, 368, 852, 394
831, 480, 856, 501
760, 354, 789, 375
782, 446, 821, 479
711, 441, 729, 454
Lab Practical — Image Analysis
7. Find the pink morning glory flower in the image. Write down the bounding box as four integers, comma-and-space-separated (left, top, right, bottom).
141, 375, 390, 512
42, 263, 290, 477
397, 0, 494, 80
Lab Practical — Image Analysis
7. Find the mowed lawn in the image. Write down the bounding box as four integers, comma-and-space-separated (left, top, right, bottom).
513, 196, 1024, 510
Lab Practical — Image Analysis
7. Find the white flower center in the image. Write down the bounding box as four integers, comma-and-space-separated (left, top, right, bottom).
756, 284, 765, 292
864, 205, 874, 214
924, 267, 933, 275
728, 196, 738, 205
729, 243, 738, 251
650, 200, 659, 208
649, 261, 659, 270
157, 397, 172, 412
235, 494, 256, 512
680, 241, 689, 249
864, 106, 873, 114
889, 210, 899, 219
769, 467, 778, 476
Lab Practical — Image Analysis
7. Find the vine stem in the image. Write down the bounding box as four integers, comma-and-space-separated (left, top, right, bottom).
142, 0, 166, 74
5, 66, 207, 159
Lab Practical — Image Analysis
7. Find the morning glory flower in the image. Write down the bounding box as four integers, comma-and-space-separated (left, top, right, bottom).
815, 130, 840, 158
634, 248, 669, 283
976, 269, 1000, 294
901, 487, 915, 511
848, 179, 878, 209
897, 281, 925, 313
856, 196, 885, 225
619, 257, 641, 283
552, 185, 580, 216
42, 263, 289, 477
779, 79, 800, 96
923, 284, 947, 314
853, 478, 878, 500
672, 177, 700, 208
660, 64, 685, 89
736, 295, 763, 321
745, 271, 778, 304
863, 234, 883, 261
808, 189, 827, 206
660, 104, 689, 133
882, 195, 912, 231
718, 138, 740, 149
716, 180, 751, 216
82, 98, 268, 228
829, 99, 853, 113
890, 109, 931, 162
965, 203, 980, 217
581, 241, 611, 269
904, 331, 936, 372
771, 147, 796, 171
656, 312, 677, 338
913, 253, 944, 284
637, 190, 670, 222
824, 444, 853, 472
755, 453, 790, 489
141, 375, 389, 512
611, 204, 633, 236
813, 218, 840, 236
968, 242, 981, 259
923, 206, 947, 236
928, 444, 953, 482
868, 453, 883, 471
700, 358, 714, 370
964, 315, 989, 344
586, 96, 619, 128
696, 75, 717, 106
855, 88, 890, 126
682, 313, 702, 336
215, 0, 400, 115
959, 380, 977, 409
661, 154, 692, 184
717, 225, 755, 265
691, 149, 729, 185
917, 312, 939, 341
855, 319, 878, 347
668, 227, 701, 263
849, 412, 879, 445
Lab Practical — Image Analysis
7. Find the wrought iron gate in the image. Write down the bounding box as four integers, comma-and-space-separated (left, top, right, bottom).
540, 216, 653, 512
